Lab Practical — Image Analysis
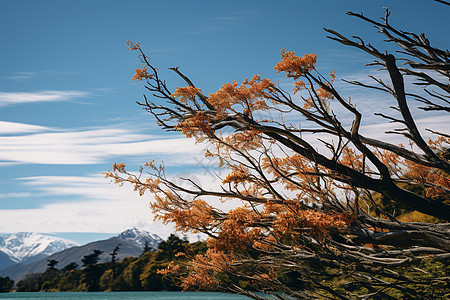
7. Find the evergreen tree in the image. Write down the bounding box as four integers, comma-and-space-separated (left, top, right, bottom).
110, 244, 121, 278
158, 234, 186, 258
110, 244, 121, 264
82, 249, 103, 267
47, 259, 58, 271
62, 262, 78, 272
0, 276, 14, 293
81, 250, 104, 291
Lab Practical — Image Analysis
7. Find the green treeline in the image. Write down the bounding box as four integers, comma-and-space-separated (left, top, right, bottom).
8, 234, 206, 292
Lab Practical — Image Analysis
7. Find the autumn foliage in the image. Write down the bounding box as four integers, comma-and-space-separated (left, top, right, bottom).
108, 9, 450, 299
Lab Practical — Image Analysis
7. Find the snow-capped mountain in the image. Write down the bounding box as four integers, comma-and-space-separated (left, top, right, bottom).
118, 227, 163, 249
0, 232, 77, 266
0, 228, 163, 281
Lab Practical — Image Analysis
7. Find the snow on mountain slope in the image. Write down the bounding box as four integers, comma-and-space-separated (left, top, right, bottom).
0, 228, 163, 281
117, 227, 163, 249
0, 232, 78, 264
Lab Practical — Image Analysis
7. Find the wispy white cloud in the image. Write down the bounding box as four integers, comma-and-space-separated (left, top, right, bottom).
0, 121, 52, 134
183, 10, 259, 35
0, 123, 204, 165
0, 192, 32, 198
5, 71, 80, 81
0, 90, 89, 107
0, 173, 224, 238
0, 174, 165, 236
0, 197, 172, 238
5, 71, 40, 81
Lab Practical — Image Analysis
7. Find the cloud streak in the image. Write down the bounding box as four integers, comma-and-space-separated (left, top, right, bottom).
0, 192, 32, 198
0, 90, 89, 107
5, 71, 80, 81
5, 71, 40, 81
0, 121, 52, 134
0, 176, 162, 235
0, 169, 242, 237
0, 173, 218, 238
0, 122, 204, 165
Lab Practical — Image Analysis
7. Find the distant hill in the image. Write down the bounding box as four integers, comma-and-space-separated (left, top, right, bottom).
0, 232, 77, 270
0, 228, 163, 282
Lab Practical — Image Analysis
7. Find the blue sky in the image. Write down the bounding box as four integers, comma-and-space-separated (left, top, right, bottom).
1, 0, 448, 245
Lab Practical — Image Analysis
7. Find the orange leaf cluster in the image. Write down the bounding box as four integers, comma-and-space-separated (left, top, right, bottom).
428, 136, 450, 160
316, 84, 334, 101
264, 201, 350, 240
207, 75, 274, 115
126, 40, 140, 50
222, 168, 250, 185
223, 129, 263, 150
181, 249, 231, 291
144, 177, 162, 194
329, 71, 336, 82
404, 160, 450, 200
157, 261, 180, 275
208, 82, 239, 111
103, 170, 126, 186
209, 207, 262, 253
302, 97, 315, 110
171, 86, 202, 103
132, 67, 152, 81
379, 150, 402, 175
112, 162, 126, 173
151, 198, 217, 234
293, 80, 306, 95
274, 49, 317, 79
340, 147, 364, 172
176, 113, 214, 140
376, 138, 449, 201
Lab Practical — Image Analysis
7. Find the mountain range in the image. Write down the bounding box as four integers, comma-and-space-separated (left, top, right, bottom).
0, 228, 163, 281
0, 232, 77, 269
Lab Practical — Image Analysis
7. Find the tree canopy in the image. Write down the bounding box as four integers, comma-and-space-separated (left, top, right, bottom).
106, 7, 449, 299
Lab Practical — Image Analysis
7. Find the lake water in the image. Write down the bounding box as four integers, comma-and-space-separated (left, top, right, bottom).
0, 292, 251, 300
